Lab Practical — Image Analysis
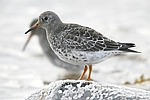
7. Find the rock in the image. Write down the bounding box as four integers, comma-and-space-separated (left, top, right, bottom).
25, 80, 150, 100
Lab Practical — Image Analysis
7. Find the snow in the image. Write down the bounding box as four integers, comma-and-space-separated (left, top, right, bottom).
25, 80, 150, 100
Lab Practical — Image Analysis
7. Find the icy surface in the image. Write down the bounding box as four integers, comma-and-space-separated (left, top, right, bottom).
0, 0, 150, 100
25, 80, 150, 100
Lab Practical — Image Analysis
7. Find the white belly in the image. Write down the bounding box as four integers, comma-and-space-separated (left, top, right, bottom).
57, 50, 123, 65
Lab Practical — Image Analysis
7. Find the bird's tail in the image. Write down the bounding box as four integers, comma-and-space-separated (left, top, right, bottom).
118, 42, 141, 53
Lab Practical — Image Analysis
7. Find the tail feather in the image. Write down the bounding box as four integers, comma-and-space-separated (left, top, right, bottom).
118, 42, 140, 53
119, 48, 141, 53
118, 43, 135, 48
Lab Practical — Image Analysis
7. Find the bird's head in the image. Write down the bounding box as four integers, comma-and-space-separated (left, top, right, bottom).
25, 11, 62, 34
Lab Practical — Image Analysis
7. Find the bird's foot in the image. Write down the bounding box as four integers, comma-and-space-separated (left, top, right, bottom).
86, 78, 93, 81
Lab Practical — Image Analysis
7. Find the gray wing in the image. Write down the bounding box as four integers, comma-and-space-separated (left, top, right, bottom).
61, 24, 121, 52
61, 24, 137, 52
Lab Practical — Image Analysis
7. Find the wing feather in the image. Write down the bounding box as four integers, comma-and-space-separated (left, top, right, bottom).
61, 24, 137, 52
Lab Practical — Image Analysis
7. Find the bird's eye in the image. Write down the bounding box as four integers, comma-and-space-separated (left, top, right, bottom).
42, 16, 49, 22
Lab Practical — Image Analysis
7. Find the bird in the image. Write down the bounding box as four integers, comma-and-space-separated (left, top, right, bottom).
23, 19, 83, 72
25, 11, 140, 81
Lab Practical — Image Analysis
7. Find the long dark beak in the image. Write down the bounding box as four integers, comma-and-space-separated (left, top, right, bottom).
23, 21, 40, 51
25, 22, 40, 34
22, 32, 33, 51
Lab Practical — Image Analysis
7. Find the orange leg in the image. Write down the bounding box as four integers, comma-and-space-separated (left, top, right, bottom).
87, 64, 93, 81
78, 65, 88, 80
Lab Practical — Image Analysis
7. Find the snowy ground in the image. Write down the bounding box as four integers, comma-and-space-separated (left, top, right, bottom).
0, 0, 150, 99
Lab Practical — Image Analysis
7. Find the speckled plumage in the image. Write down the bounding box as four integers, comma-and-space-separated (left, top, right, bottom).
25, 11, 139, 80
37, 12, 138, 65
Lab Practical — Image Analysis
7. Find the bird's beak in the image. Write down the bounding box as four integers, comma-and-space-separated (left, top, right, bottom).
25, 21, 40, 34
22, 32, 33, 51
23, 21, 40, 51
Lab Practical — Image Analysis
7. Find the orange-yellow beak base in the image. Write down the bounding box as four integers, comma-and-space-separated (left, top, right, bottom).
25, 22, 40, 34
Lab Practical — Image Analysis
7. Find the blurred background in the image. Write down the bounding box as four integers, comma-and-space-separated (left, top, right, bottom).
0, 0, 150, 99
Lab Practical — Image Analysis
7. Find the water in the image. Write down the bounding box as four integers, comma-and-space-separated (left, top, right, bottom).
0, 0, 150, 99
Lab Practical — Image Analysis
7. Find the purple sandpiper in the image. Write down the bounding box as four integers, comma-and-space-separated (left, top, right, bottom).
25, 11, 140, 81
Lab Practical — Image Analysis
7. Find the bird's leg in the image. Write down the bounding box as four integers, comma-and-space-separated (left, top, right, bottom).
86, 64, 93, 81
78, 65, 88, 80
